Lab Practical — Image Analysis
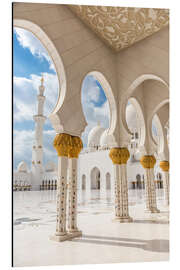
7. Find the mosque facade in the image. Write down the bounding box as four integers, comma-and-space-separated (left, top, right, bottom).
78, 122, 164, 195
13, 79, 163, 193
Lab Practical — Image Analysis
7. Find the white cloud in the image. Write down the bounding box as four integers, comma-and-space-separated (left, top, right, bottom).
81, 75, 101, 104
13, 73, 59, 123
94, 100, 110, 119
81, 83, 110, 148
13, 129, 34, 168
13, 129, 57, 169
31, 73, 59, 115
14, 27, 55, 71
43, 129, 57, 165
81, 75, 111, 148
82, 86, 100, 104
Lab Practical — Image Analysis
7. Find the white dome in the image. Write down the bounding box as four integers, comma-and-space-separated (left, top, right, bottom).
45, 161, 56, 172
126, 103, 137, 130
134, 151, 141, 161
17, 161, 28, 173
88, 124, 105, 148
100, 129, 117, 148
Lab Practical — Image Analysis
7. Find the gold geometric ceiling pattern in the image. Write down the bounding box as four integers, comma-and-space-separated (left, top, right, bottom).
69, 5, 169, 52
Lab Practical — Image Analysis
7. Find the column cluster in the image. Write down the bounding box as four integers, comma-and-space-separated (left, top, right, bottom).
50, 133, 83, 242
140, 155, 160, 213
109, 147, 133, 222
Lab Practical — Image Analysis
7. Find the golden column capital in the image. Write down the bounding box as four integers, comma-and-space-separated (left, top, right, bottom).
109, 147, 130, 165
140, 155, 156, 169
53, 133, 72, 157
160, 160, 169, 172
68, 136, 83, 158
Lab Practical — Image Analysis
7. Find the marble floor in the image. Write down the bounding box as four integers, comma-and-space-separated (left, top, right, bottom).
13, 189, 169, 267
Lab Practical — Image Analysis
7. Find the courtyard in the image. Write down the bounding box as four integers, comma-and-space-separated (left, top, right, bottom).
13, 189, 169, 267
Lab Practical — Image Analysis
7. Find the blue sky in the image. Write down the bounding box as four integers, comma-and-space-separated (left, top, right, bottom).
13, 32, 52, 77
13, 27, 110, 169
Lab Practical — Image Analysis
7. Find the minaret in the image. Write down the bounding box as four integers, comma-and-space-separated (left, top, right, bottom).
32, 76, 46, 174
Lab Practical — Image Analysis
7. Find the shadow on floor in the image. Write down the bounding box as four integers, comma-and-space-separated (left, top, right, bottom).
14, 217, 41, 225
133, 219, 168, 224
70, 234, 169, 253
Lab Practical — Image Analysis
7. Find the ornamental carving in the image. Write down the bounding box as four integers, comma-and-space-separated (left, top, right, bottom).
68, 136, 83, 158
54, 133, 72, 157
69, 5, 169, 52
54, 133, 83, 158
140, 155, 156, 169
109, 147, 130, 164
160, 160, 169, 172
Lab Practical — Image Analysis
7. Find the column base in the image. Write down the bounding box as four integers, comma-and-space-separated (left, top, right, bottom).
113, 216, 133, 223
50, 231, 82, 242
50, 233, 70, 242
68, 230, 82, 238
145, 208, 160, 214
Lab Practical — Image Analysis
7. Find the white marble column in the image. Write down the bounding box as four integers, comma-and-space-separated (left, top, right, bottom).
56, 156, 68, 236
67, 158, 82, 237
50, 133, 72, 242
140, 155, 160, 213
109, 148, 133, 222
160, 161, 169, 206
67, 136, 83, 237
114, 164, 121, 217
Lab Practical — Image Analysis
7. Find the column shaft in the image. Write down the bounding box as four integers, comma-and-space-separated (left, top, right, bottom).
114, 164, 121, 217
56, 156, 68, 236
68, 158, 80, 233
140, 155, 160, 213
144, 168, 159, 213
50, 133, 77, 242
67, 136, 83, 237
162, 171, 169, 206
110, 148, 133, 222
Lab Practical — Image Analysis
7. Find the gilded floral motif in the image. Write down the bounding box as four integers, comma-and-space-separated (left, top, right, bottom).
69, 5, 169, 52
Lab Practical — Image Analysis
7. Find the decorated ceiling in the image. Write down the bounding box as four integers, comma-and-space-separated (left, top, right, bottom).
69, 5, 169, 52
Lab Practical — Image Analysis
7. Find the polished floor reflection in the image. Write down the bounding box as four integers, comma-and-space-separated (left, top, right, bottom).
13, 189, 169, 267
